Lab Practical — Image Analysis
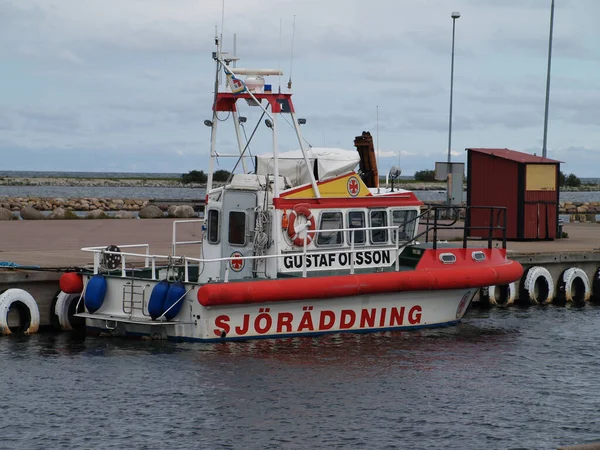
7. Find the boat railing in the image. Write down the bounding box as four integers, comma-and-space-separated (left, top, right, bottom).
81, 205, 507, 282
81, 223, 413, 282
81, 244, 151, 276
171, 219, 204, 255
418, 205, 508, 249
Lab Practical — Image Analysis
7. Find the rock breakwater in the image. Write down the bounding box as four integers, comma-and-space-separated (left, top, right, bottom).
1, 197, 147, 212
0, 176, 197, 188
0, 196, 199, 220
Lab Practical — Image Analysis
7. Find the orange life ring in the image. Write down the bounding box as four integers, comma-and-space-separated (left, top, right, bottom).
287, 203, 316, 247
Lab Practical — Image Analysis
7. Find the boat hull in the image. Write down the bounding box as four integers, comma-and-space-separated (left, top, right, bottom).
81, 282, 476, 342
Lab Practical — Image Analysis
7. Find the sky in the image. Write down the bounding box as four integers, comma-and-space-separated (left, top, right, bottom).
2, 0, 600, 177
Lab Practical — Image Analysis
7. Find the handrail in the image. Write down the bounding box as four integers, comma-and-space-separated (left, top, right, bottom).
81, 205, 509, 279
172, 219, 204, 256
417, 205, 508, 249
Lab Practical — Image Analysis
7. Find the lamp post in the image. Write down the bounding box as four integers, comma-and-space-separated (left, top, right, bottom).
447, 11, 460, 164
447, 11, 460, 205
542, 0, 555, 158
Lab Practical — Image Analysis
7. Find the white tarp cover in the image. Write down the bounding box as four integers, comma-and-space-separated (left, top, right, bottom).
256, 147, 360, 186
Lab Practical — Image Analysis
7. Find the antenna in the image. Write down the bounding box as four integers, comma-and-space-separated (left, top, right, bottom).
220, 0, 225, 53
214, 26, 222, 86
376, 105, 380, 191
278, 18, 283, 93
233, 33, 237, 68
288, 15, 296, 90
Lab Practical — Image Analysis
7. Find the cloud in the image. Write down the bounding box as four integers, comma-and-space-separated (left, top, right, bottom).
0, 112, 12, 131
18, 109, 81, 134
96, 118, 159, 134
2, 0, 600, 180
58, 49, 85, 66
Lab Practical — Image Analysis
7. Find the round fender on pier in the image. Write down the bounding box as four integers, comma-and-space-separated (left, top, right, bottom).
59, 272, 83, 294
0, 288, 40, 335
521, 266, 554, 305
557, 267, 590, 304
480, 283, 516, 307
54, 291, 84, 331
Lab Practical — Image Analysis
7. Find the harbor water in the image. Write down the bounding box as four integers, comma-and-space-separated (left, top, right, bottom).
1, 306, 599, 450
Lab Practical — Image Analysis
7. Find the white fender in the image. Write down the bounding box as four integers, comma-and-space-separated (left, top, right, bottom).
481, 283, 516, 307
0, 288, 40, 335
522, 266, 554, 305
54, 291, 82, 331
559, 267, 591, 303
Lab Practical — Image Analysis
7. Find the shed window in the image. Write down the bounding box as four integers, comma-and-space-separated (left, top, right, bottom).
370, 210, 388, 244
391, 210, 417, 242
228, 211, 246, 246
317, 212, 343, 246
347, 211, 365, 244
207, 209, 220, 244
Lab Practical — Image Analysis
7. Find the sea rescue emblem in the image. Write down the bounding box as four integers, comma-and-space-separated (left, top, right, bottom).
229, 251, 244, 272
347, 176, 360, 197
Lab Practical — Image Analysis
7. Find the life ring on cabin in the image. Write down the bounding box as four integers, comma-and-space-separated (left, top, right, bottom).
0, 288, 40, 335
480, 283, 516, 307
287, 203, 316, 247
558, 267, 591, 304
521, 266, 554, 305
54, 291, 84, 331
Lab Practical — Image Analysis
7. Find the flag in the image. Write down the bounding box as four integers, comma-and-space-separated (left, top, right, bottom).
224, 67, 246, 94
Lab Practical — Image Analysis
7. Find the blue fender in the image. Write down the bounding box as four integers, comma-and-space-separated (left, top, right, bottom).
148, 280, 170, 320
163, 282, 186, 320
84, 274, 107, 313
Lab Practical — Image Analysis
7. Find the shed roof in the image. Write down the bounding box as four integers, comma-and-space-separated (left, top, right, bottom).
466, 148, 562, 164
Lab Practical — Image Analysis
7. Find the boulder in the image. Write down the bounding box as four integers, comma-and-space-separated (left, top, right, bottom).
48, 207, 67, 220
114, 211, 134, 219
20, 206, 45, 220
86, 210, 108, 219
167, 205, 197, 218
138, 205, 164, 219
0, 208, 13, 220
48, 208, 79, 220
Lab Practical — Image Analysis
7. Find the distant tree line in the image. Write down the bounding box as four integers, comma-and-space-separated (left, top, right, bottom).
559, 171, 580, 187
414, 169, 436, 182
180, 170, 231, 184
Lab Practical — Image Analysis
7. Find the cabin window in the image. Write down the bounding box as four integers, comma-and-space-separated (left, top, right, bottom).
347, 211, 366, 244
228, 211, 246, 246
317, 212, 343, 246
391, 210, 417, 242
207, 209, 220, 244
370, 210, 388, 244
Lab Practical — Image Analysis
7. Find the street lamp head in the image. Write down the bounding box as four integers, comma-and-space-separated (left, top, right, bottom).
451, 11, 461, 19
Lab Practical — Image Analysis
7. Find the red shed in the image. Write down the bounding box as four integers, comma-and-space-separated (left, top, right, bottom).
466, 148, 561, 240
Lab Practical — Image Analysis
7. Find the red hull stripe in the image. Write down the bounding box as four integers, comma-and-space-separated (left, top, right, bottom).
273, 197, 423, 209
197, 258, 523, 307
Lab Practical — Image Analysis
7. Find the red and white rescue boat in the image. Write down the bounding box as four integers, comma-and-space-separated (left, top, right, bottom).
62, 37, 523, 341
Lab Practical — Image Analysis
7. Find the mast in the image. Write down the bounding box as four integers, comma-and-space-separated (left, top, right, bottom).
205, 34, 221, 201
